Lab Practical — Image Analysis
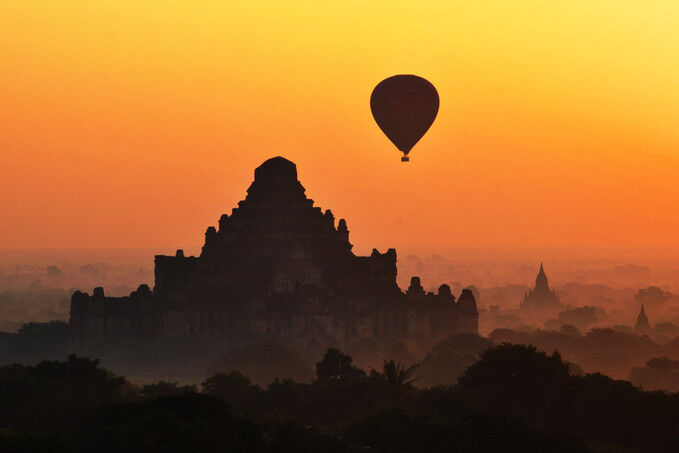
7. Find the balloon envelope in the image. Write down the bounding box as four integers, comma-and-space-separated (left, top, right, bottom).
370, 75, 439, 157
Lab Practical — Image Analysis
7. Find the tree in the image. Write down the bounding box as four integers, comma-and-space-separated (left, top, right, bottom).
559, 324, 581, 336
316, 348, 365, 381
371, 360, 418, 387
46, 265, 63, 278
0, 355, 127, 430
80, 393, 263, 452
417, 333, 492, 387
142, 381, 196, 398
202, 371, 260, 417
629, 356, 679, 392
0, 321, 69, 364
458, 343, 570, 411
557, 306, 600, 330
635, 286, 671, 308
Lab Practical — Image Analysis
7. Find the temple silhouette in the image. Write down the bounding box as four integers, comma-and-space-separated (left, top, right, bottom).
520, 263, 561, 311
69, 157, 478, 358
635, 304, 652, 335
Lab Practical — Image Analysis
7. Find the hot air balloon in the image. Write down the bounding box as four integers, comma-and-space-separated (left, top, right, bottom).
370, 75, 439, 162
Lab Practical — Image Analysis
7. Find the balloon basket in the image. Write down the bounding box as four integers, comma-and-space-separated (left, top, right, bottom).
401, 156, 410, 162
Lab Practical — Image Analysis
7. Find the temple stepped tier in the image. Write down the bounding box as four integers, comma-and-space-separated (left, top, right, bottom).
70, 157, 478, 358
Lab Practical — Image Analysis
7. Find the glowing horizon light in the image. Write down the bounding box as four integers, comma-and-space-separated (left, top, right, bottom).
1, 1, 678, 253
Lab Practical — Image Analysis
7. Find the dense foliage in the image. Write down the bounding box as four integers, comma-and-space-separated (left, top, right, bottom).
0, 344, 678, 451
0, 321, 68, 364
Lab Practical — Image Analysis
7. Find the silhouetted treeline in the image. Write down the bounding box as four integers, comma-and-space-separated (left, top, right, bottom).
490, 326, 679, 379
0, 321, 68, 364
1, 345, 678, 451
630, 356, 679, 392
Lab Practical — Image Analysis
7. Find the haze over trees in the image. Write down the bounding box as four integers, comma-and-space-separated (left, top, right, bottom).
629, 356, 679, 392
4, 251, 679, 450
0, 345, 678, 452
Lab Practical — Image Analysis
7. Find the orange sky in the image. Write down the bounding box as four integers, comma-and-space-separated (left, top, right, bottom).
1, 1, 679, 255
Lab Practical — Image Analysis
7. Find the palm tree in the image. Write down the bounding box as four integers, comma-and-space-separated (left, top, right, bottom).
373, 360, 419, 386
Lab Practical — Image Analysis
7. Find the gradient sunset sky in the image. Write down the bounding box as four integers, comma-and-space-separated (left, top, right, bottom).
2, 1, 678, 255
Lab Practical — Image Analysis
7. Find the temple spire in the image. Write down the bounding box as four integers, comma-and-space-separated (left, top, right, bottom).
635, 304, 651, 334
521, 261, 560, 310
536, 262, 548, 290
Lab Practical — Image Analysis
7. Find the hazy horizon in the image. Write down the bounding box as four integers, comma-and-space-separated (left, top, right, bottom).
4, 246, 679, 291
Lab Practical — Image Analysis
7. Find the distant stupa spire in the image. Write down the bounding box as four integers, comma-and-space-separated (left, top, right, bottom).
635, 304, 651, 334
535, 262, 548, 290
